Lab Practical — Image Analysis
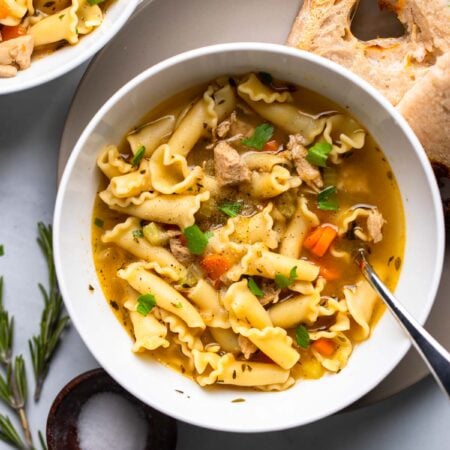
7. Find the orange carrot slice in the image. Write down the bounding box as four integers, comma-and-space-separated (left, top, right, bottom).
312, 338, 336, 357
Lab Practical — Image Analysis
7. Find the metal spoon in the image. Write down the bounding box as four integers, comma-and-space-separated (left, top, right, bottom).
354, 248, 450, 398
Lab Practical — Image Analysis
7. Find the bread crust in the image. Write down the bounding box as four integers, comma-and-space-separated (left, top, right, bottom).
287, 0, 450, 173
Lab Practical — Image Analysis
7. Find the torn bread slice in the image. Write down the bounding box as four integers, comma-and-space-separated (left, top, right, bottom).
287, 0, 450, 106
397, 52, 450, 172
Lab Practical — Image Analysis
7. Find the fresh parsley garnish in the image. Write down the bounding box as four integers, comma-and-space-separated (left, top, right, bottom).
295, 325, 310, 348
0, 245, 3, 257
218, 201, 242, 218
247, 277, 264, 298
131, 145, 146, 167
136, 294, 157, 316
318, 185, 339, 211
275, 266, 297, 289
94, 217, 104, 228
306, 142, 333, 167
183, 225, 211, 255
242, 123, 274, 150
132, 229, 144, 239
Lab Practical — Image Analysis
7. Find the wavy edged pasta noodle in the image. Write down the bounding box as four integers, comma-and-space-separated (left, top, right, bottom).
92, 72, 405, 391
0, 0, 109, 77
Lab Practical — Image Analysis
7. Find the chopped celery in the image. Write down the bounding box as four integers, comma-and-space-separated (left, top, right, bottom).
142, 222, 169, 246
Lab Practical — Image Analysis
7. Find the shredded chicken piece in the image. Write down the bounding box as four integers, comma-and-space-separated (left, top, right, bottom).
216, 111, 237, 138
287, 134, 323, 189
214, 141, 251, 187
169, 238, 194, 265
259, 282, 281, 306
0, 36, 34, 77
230, 117, 254, 138
367, 209, 385, 243
238, 335, 258, 360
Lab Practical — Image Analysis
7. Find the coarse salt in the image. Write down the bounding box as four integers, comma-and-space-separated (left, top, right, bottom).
77, 392, 148, 450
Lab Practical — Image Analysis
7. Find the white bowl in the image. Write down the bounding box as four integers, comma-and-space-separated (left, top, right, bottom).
0, 0, 142, 95
54, 43, 445, 432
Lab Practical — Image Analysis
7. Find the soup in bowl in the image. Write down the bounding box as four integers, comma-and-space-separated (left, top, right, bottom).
54, 43, 444, 431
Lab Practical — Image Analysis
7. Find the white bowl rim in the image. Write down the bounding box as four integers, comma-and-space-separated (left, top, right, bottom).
54, 42, 445, 432
0, 0, 140, 95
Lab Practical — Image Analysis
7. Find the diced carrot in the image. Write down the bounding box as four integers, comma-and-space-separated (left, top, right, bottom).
1, 25, 27, 41
263, 139, 279, 152
303, 227, 323, 249
312, 338, 336, 357
200, 254, 232, 281
319, 264, 340, 281
304, 224, 337, 257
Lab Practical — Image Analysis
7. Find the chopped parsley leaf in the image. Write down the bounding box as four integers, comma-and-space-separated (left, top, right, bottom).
136, 294, 156, 316
131, 145, 146, 167
318, 185, 339, 211
247, 277, 264, 298
218, 201, 242, 218
183, 225, 211, 255
275, 266, 297, 289
242, 123, 274, 150
295, 325, 310, 348
306, 142, 333, 167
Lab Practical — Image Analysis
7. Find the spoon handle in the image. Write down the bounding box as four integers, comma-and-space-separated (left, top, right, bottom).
356, 249, 450, 398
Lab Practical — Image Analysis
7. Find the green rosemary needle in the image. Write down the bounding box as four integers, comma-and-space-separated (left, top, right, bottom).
0, 278, 34, 449
29, 223, 69, 402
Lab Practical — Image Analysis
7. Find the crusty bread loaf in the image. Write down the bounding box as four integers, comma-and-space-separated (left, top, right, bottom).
398, 53, 450, 171
287, 0, 450, 173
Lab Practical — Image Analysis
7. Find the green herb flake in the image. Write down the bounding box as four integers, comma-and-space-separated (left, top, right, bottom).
218, 201, 242, 218
94, 217, 104, 228
317, 185, 339, 211
59, 14, 65, 20
295, 325, 310, 349
131, 145, 146, 167
136, 293, 156, 316
242, 123, 274, 150
275, 266, 297, 289
88, 0, 107, 5
0, 245, 3, 257
174, 302, 183, 309
183, 225, 211, 255
132, 229, 144, 239
247, 277, 264, 298
306, 142, 333, 167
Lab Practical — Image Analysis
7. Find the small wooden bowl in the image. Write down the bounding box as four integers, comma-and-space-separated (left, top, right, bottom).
46, 368, 177, 450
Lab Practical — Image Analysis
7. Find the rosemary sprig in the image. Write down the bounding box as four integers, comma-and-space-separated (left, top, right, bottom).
0, 415, 27, 450
0, 278, 34, 449
0, 277, 14, 366
38, 431, 47, 450
29, 223, 69, 402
